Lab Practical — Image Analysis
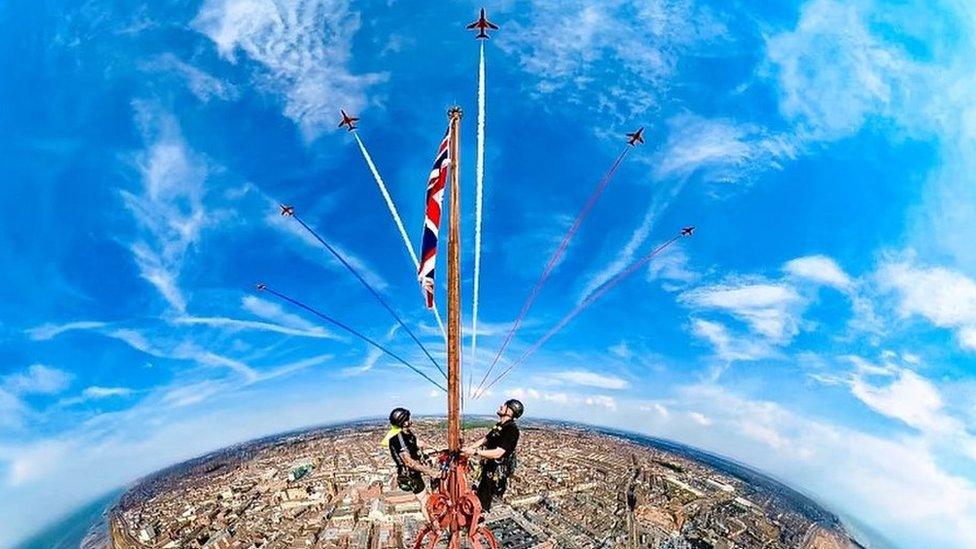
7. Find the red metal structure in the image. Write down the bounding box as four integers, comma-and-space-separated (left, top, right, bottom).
414, 108, 499, 549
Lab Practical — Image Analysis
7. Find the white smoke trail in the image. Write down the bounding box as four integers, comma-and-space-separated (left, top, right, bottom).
353, 131, 447, 340
469, 42, 487, 397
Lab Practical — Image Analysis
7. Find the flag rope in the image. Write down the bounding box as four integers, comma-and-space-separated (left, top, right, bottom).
289, 213, 447, 380
473, 146, 631, 397
258, 284, 447, 393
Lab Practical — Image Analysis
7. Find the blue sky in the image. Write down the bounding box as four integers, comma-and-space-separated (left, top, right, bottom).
2, 0, 976, 546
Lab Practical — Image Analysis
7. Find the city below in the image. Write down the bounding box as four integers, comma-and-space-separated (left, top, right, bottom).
107, 419, 860, 548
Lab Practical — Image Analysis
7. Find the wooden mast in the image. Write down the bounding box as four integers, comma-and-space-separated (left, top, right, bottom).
446, 106, 463, 452
414, 106, 498, 549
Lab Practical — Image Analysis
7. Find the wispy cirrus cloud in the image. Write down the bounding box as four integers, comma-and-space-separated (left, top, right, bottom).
509, 387, 618, 411
59, 386, 134, 407
680, 254, 859, 365
809, 353, 976, 462
3, 364, 73, 396
681, 279, 804, 343
121, 103, 214, 314
0, 364, 73, 429
764, 0, 923, 141
578, 113, 790, 304
536, 369, 629, 390
652, 113, 797, 185
145, 53, 240, 103
498, 0, 726, 123
173, 315, 337, 339
875, 258, 976, 351
689, 318, 776, 364
193, 0, 386, 140
783, 255, 853, 292
104, 328, 259, 381
170, 294, 339, 340
24, 320, 107, 341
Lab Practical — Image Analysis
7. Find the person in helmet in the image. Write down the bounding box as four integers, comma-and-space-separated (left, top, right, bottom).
462, 398, 523, 513
383, 407, 441, 521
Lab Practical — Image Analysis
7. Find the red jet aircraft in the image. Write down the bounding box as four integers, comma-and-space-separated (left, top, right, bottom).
467, 8, 499, 39
337, 110, 359, 132
626, 127, 645, 146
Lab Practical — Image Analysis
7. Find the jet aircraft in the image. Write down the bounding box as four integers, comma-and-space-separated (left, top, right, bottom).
467, 8, 499, 39
627, 127, 645, 146
338, 110, 359, 132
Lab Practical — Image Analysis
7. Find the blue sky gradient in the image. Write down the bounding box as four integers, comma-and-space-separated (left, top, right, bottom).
3, 0, 976, 546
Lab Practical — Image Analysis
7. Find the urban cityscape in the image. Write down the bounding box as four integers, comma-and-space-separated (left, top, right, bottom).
109, 420, 857, 548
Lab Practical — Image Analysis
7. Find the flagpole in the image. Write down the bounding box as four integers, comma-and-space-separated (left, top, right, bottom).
446, 106, 463, 452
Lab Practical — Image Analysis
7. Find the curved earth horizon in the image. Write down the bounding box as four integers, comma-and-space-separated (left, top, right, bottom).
3, 0, 976, 547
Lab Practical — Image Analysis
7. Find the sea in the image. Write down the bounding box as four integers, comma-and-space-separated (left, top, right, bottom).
12, 490, 120, 549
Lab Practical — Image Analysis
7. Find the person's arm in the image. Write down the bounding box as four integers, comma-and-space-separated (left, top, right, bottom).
472, 447, 506, 460
462, 436, 487, 455
473, 428, 517, 461
399, 451, 440, 477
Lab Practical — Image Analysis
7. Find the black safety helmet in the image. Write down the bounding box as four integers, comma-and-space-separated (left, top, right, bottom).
504, 399, 524, 419
389, 407, 411, 427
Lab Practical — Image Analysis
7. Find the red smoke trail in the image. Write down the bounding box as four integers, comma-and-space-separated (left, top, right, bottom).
474, 230, 687, 398
473, 147, 631, 397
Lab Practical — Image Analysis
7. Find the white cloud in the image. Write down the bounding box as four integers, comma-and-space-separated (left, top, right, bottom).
340, 347, 383, 377
545, 370, 629, 390
148, 53, 239, 102
498, 0, 726, 123
681, 281, 803, 342
690, 319, 775, 363
646, 245, 699, 290
783, 255, 852, 291
608, 342, 632, 359
105, 328, 259, 381
0, 365, 73, 428
3, 364, 72, 395
121, 104, 213, 314
106, 328, 157, 355
242, 294, 317, 329
851, 368, 960, 435
194, 351, 259, 383
639, 402, 669, 418
24, 321, 107, 341
0, 389, 27, 429
82, 387, 132, 399
652, 113, 797, 184
509, 387, 612, 409
764, 0, 920, 140
808, 353, 976, 461
60, 387, 135, 407
173, 314, 337, 339
876, 259, 976, 351
496, 381, 976, 547
584, 395, 617, 411
578, 206, 660, 302
193, 0, 386, 139
664, 385, 976, 548
688, 411, 712, 426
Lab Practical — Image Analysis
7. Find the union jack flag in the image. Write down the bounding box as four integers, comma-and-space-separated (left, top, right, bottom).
418, 129, 451, 308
